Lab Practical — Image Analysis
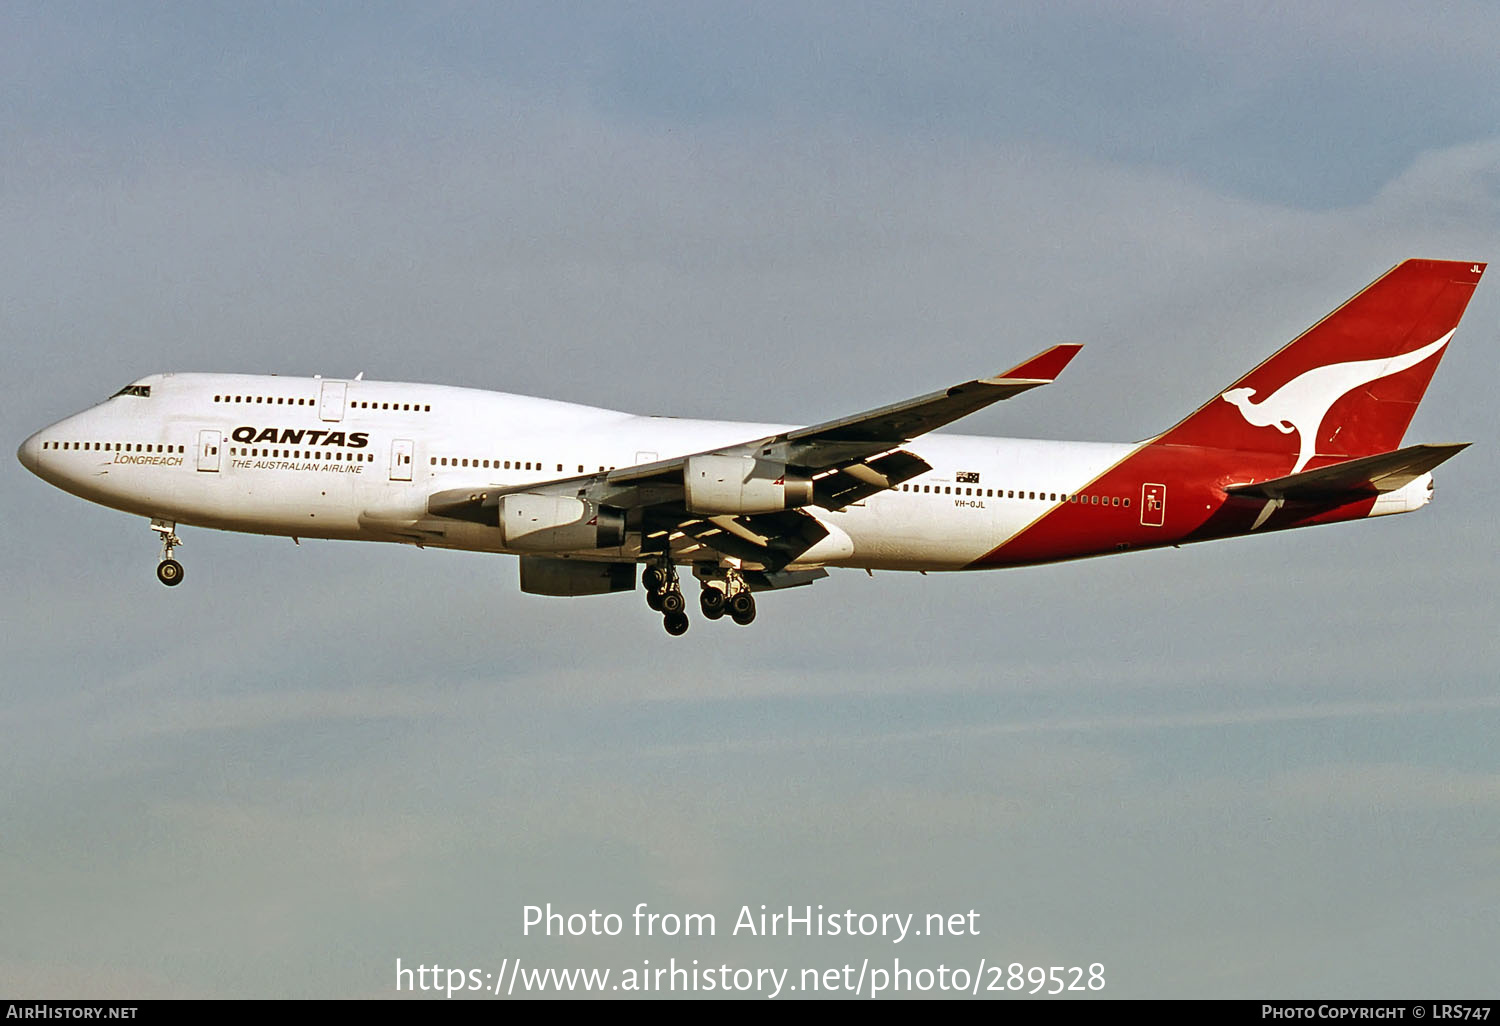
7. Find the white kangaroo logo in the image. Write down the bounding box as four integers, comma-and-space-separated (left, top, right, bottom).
1220, 329, 1452, 474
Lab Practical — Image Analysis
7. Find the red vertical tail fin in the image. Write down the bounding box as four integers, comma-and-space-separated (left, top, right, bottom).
1154, 259, 1485, 472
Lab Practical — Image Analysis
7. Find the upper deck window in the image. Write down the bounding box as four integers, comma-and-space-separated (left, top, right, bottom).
110, 384, 151, 398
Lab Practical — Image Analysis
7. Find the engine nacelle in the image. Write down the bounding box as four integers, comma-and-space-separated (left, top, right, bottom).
497, 494, 626, 551
518, 556, 636, 596
683, 453, 814, 515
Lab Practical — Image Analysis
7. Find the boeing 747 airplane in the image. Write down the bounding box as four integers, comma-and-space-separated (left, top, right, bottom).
16, 259, 1484, 635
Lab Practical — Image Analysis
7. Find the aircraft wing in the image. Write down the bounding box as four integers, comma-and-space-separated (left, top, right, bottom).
774, 343, 1083, 461
590, 342, 1082, 501
424, 344, 1082, 570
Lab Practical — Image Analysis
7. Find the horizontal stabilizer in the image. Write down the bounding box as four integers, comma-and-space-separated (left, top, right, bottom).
1225, 443, 1469, 501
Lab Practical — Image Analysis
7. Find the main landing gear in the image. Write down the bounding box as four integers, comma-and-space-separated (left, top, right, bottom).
643, 562, 690, 635
151, 518, 184, 587
643, 562, 758, 636
702, 571, 756, 626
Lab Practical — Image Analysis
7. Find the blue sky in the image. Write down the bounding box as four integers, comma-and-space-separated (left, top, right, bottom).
3, 2, 1498, 998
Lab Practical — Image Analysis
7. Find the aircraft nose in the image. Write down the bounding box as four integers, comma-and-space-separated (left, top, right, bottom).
17, 431, 41, 474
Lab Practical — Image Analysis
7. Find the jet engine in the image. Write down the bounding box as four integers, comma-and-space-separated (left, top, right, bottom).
497, 494, 626, 551
683, 454, 814, 515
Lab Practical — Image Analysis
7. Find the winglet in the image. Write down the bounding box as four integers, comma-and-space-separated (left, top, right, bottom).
984, 343, 1083, 384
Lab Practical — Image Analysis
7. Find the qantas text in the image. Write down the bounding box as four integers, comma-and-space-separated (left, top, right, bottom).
230, 427, 369, 447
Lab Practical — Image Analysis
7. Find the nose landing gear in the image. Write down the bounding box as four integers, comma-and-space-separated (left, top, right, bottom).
151, 518, 184, 587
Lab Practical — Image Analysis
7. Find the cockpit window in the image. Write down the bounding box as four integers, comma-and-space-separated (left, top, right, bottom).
110, 384, 151, 398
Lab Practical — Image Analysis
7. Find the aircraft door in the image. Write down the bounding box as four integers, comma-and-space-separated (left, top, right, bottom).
197, 430, 221, 473
319, 380, 348, 422
1140, 483, 1166, 527
390, 439, 414, 481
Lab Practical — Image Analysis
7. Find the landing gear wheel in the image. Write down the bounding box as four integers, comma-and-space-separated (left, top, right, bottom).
642, 566, 666, 592
661, 589, 685, 614
700, 587, 726, 619
663, 611, 690, 636
150, 519, 184, 587
728, 590, 756, 626
645, 589, 665, 612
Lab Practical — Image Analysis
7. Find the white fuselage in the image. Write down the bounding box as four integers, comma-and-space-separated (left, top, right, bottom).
18, 372, 1135, 571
